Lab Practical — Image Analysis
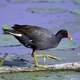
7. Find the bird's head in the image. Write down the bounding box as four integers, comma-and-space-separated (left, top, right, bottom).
56, 29, 72, 40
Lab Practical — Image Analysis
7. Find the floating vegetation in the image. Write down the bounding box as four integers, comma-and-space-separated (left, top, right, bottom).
27, 8, 66, 14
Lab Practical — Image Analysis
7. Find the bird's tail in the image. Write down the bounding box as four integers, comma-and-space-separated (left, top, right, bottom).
2, 24, 13, 34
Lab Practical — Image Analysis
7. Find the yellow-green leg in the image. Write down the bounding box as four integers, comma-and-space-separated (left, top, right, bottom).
33, 50, 60, 68
33, 50, 39, 67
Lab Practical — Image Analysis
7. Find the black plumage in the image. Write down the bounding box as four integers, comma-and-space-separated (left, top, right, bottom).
3, 24, 72, 67
12, 24, 58, 50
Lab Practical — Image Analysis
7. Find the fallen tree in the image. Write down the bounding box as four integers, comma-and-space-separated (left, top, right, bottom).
0, 62, 80, 73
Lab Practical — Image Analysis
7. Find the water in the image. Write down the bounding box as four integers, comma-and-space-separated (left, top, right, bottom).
0, 0, 80, 80
0, 45, 80, 80
0, 71, 80, 80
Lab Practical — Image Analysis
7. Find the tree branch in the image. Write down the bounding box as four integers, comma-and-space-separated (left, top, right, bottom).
0, 62, 80, 73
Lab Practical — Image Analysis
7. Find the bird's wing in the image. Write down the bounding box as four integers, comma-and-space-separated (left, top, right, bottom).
12, 24, 53, 40
12, 24, 39, 34
12, 24, 57, 49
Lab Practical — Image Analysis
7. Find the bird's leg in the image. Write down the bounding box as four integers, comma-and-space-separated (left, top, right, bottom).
32, 50, 48, 68
33, 50, 39, 67
32, 50, 60, 68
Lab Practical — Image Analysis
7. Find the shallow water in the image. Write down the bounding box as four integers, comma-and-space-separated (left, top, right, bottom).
0, 0, 80, 80
0, 45, 80, 80
0, 71, 80, 80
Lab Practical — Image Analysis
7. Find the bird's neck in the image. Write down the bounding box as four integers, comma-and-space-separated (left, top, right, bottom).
55, 33, 63, 44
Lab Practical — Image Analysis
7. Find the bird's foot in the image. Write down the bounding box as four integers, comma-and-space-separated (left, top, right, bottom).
33, 64, 49, 68
33, 50, 61, 68
46, 54, 61, 61
36, 54, 61, 61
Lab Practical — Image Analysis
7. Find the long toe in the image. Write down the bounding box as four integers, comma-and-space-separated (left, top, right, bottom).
47, 55, 61, 61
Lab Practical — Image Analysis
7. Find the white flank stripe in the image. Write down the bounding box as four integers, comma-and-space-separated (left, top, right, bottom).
9, 32, 22, 37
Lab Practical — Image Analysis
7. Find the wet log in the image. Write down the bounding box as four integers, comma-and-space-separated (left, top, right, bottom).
0, 62, 80, 73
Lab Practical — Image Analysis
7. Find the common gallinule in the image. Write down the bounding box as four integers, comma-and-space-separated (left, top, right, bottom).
3, 24, 72, 67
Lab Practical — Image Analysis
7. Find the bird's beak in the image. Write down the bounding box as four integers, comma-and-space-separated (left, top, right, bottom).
68, 32, 72, 40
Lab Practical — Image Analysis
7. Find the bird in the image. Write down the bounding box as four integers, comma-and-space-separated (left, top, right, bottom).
3, 24, 72, 67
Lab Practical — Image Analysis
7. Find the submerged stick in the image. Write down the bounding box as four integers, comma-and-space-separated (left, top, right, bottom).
0, 62, 80, 73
